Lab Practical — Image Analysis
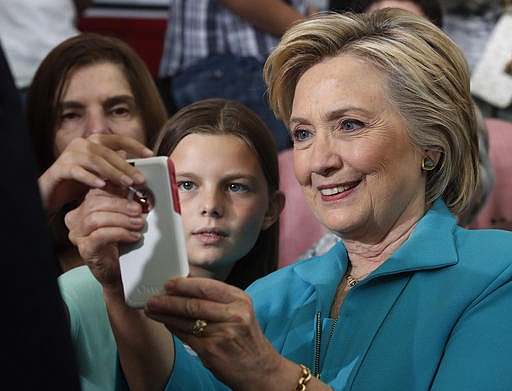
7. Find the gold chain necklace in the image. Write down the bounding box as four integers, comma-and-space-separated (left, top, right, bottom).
318, 268, 361, 379
345, 265, 371, 288
345, 273, 360, 287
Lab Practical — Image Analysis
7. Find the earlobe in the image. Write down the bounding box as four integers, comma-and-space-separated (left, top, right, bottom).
261, 191, 286, 231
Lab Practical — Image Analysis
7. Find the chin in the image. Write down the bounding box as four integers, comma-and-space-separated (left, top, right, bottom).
322, 214, 362, 237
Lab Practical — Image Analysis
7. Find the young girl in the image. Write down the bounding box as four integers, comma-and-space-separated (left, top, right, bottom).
61, 98, 285, 390
151, 98, 284, 289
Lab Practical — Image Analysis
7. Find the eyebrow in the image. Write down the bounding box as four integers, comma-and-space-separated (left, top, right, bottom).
289, 107, 370, 127
103, 95, 136, 108
59, 95, 136, 110
176, 171, 260, 183
59, 101, 83, 111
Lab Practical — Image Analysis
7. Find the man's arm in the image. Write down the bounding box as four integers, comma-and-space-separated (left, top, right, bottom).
218, 0, 312, 37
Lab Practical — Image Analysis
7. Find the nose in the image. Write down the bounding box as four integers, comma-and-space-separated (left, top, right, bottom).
83, 111, 112, 137
309, 132, 342, 177
200, 188, 224, 218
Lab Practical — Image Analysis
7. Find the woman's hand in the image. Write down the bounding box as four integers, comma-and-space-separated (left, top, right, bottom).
65, 185, 145, 292
145, 277, 302, 391
39, 134, 153, 214
66, 186, 175, 390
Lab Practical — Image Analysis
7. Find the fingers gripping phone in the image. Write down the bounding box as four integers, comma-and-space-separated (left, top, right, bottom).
119, 156, 189, 308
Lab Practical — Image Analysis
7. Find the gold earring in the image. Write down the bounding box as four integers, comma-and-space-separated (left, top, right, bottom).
421, 156, 435, 171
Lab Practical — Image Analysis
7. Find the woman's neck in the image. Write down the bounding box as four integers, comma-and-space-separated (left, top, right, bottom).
343, 220, 418, 279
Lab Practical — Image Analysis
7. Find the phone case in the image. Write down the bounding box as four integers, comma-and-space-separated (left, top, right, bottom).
119, 156, 189, 308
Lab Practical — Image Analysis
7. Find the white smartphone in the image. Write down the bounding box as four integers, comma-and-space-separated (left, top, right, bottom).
119, 156, 189, 308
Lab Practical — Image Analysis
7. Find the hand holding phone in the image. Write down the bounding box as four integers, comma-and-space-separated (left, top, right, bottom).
119, 156, 189, 308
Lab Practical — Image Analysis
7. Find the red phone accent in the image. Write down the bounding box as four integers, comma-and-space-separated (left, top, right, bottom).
167, 158, 181, 214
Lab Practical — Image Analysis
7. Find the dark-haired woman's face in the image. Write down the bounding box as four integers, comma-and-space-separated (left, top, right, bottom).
53, 62, 146, 156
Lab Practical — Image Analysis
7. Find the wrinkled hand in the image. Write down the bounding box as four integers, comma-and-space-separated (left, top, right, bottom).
145, 277, 294, 390
65, 185, 145, 291
39, 134, 153, 213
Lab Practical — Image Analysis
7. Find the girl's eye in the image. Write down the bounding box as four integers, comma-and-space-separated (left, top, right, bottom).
292, 128, 312, 142
227, 183, 248, 193
339, 119, 364, 132
177, 181, 196, 191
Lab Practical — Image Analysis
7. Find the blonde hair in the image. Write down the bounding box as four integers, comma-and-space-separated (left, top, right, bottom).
264, 9, 479, 216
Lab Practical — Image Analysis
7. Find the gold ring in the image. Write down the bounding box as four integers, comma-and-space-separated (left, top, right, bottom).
192, 319, 208, 337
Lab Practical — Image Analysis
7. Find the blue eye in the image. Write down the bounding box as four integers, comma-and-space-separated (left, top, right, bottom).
178, 181, 196, 191
228, 183, 248, 192
339, 119, 364, 132
292, 128, 312, 142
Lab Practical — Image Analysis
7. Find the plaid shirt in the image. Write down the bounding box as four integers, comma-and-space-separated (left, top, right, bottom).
159, 0, 308, 77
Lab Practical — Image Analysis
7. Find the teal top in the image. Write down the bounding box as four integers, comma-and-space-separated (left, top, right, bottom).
164, 199, 512, 390
58, 265, 116, 391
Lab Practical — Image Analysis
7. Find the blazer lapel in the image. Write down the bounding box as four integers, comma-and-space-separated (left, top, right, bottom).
320, 199, 460, 386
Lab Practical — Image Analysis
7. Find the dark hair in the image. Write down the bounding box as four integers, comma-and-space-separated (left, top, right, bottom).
26, 33, 168, 174
331, 0, 443, 28
153, 99, 280, 289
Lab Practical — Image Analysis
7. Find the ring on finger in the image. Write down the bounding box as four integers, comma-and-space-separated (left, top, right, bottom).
191, 319, 208, 337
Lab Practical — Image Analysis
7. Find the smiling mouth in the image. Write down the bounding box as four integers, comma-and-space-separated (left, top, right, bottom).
319, 181, 360, 196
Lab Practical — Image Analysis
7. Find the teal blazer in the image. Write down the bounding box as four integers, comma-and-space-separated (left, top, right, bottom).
167, 199, 512, 390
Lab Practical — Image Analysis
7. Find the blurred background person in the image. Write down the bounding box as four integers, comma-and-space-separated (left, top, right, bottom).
442, 0, 511, 121
0, 0, 92, 103
330, 0, 443, 27
1, 42, 80, 390
158, 0, 316, 152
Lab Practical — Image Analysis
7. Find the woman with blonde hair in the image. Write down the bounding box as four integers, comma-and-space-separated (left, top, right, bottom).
69, 10, 512, 390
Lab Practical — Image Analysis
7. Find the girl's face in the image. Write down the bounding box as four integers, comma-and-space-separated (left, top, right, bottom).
54, 62, 146, 156
170, 133, 277, 280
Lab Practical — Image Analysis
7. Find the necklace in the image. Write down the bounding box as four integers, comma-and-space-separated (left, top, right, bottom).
344, 264, 371, 288
345, 272, 371, 287
318, 271, 355, 378
345, 273, 360, 287
318, 266, 368, 378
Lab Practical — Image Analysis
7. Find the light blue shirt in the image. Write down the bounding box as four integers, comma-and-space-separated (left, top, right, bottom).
59, 266, 116, 391
164, 199, 512, 390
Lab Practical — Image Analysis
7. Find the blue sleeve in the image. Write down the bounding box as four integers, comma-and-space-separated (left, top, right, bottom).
164, 336, 229, 391
432, 266, 512, 390
115, 336, 228, 390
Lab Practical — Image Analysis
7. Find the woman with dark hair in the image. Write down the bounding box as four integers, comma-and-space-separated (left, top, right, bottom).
26, 33, 168, 272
